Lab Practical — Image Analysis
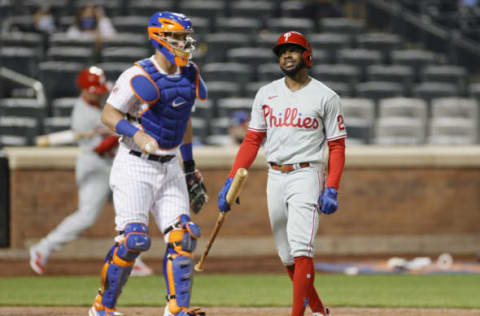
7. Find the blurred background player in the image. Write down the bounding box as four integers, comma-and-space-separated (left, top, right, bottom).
88, 11, 207, 316
29, 66, 153, 277
217, 31, 347, 316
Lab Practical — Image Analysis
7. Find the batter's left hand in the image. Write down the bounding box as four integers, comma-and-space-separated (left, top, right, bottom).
217, 177, 239, 212
319, 187, 338, 215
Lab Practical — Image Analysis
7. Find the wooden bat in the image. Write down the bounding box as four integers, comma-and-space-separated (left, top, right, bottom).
35, 130, 96, 147
194, 168, 248, 272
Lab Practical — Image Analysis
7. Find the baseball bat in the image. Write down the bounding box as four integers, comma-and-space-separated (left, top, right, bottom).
194, 168, 248, 272
35, 130, 95, 147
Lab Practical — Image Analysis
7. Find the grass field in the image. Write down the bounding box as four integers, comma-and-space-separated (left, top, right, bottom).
2, 274, 480, 309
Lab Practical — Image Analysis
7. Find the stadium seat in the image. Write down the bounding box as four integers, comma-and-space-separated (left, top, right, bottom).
48, 33, 96, 49
101, 33, 147, 49
179, 1, 226, 21
52, 97, 77, 118
391, 49, 436, 80
0, 98, 46, 120
312, 64, 360, 91
192, 99, 215, 121
320, 18, 365, 36
244, 81, 269, 98
1, 47, 37, 77
47, 46, 94, 65
202, 62, 253, 85
257, 63, 283, 82
378, 97, 428, 122
204, 81, 242, 105
112, 16, 149, 34
308, 33, 351, 63
420, 65, 468, 95
127, 0, 173, 16
412, 82, 459, 105
43, 117, 71, 134
469, 83, 480, 101
366, 65, 414, 95
341, 98, 375, 144
209, 117, 230, 135
337, 48, 383, 81
217, 97, 253, 118
230, 1, 274, 19
205, 134, 232, 146
101, 47, 150, 63
215, 17, 261, 35
189, 16, 212, 39
96, 62, 131, 82
323, 81, 353, 98
226, 47, 276, 68
191, 117, 209, 144
0, 116, 39, 146
0, 135, 28, 147
431, 97, 478, 121
255, 33, 280, 49
374, 117, 426, 145
1, 32, 43, 58
266, 17, 316, 34
280, 0, 308, 18
428, 118, 477, 145
356, 32, 402, 63
205, 33, 251, 63
356, 81, 405, 109
39, 61, 84, 100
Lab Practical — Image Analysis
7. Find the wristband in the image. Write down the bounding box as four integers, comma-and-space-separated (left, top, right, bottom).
180, 143, 193, 161
115, 119, 139, 137
183, 159, 195, 173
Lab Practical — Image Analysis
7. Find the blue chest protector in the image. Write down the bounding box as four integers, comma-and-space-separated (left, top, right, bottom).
131, 59, 207, 149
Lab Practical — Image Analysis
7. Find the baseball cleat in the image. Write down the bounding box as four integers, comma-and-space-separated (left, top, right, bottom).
130, 257, 154, 277
29, 245, 48, 275
163, 305, 206, 316
313, 307, 331, 316
88, 306, 123, 316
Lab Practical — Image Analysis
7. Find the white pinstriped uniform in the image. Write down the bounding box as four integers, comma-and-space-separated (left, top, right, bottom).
37, 98, 114, 253
106, 56, 190, 237
249, 77, 347, 265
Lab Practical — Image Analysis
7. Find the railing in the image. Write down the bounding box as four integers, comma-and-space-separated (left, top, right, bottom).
0, 67, 47, 107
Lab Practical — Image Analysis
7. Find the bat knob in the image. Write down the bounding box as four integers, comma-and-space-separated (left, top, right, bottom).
194, 263, 204, 272
145, 142, 156, 154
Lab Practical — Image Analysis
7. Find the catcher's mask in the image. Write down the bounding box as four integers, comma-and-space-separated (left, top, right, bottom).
273, 31, 312, 67
77, 66, 108, 94
148, 11, 196, 67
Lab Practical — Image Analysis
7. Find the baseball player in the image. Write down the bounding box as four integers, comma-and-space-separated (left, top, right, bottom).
88, 12, 208, 316
29, 66, 153, 277
218, 31, 347, 316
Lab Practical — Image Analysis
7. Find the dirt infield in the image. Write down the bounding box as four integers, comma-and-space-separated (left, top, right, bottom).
1, 307, 480, 316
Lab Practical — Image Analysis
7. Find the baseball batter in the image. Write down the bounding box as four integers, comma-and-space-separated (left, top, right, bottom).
88, 12, 207, 316
29, 66, 153, 277
218, 31, 347, 316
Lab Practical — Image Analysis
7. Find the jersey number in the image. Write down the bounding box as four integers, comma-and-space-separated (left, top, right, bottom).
337, 115, 345, 131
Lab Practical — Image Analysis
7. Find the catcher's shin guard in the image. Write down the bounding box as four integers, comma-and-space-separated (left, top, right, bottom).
97, 223, 151, 309
163, 215, 202, 315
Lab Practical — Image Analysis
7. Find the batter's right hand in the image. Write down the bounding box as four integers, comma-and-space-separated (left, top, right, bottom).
217, 177, 240, 212
133, 130, 158, 153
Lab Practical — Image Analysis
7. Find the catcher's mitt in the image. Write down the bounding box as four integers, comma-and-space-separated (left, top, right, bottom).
185, 170, 208, 214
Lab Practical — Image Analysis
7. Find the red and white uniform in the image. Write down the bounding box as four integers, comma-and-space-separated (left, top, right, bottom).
234, 77, 346, 265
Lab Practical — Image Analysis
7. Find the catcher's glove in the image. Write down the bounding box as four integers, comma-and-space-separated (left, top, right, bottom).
185, 169, 208, 214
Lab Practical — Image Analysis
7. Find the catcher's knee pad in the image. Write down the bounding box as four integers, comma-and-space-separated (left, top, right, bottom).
99, 223, 151, 309
163, 215, 201, 314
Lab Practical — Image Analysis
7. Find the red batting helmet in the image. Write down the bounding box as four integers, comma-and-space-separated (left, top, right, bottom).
273, 31, 312, 67
77, 66, 108, 94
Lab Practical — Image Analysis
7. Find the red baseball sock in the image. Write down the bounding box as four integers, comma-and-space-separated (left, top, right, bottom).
287, 258, 326, 315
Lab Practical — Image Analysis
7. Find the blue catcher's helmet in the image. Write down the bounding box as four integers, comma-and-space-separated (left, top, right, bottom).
148, 12, 196, 67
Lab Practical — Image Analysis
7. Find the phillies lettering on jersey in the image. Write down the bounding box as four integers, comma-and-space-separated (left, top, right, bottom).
262, 105, 320, 129
249, 77, 346, 164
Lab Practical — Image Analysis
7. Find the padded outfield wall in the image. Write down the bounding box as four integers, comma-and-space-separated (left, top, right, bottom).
3, 145, 480, 257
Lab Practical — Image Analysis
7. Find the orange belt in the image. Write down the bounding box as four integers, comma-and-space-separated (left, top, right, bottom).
270, 162, 310, 173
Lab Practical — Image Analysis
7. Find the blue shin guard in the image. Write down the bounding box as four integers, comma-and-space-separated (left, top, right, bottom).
163, 215, 202, 315
98, 223, 151, 309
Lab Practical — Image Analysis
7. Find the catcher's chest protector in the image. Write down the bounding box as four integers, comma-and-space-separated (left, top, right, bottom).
133, 59, 200, 149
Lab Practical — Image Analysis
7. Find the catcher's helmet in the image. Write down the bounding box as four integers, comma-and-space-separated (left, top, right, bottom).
148, 11, 195, 67
273, 31, 312, 67
77, 66, 108, 94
